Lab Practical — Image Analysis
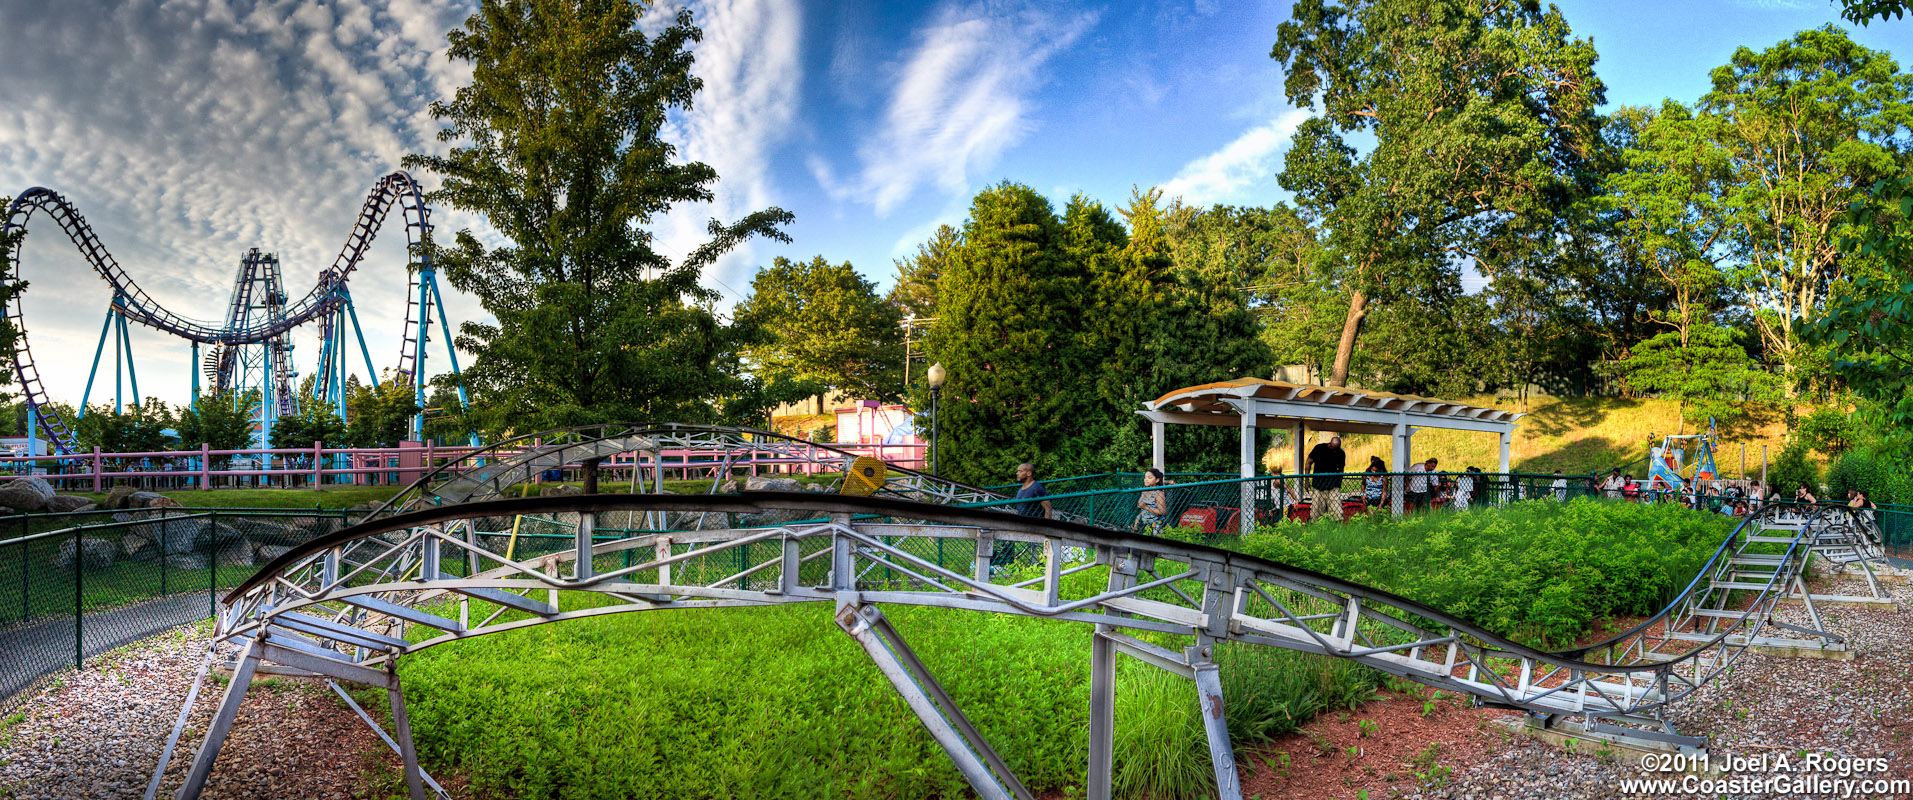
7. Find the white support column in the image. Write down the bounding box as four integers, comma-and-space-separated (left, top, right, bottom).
1150, 420, 1165, 472
1291, 420, 1305, 473
1239, 409, 1255, 534
1391, 423, 1410, 516
1498, 431, 1513, 476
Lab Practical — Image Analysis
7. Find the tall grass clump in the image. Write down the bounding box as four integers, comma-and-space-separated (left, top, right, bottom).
397, 602, 1090, 799
1194, 499, 1732, 647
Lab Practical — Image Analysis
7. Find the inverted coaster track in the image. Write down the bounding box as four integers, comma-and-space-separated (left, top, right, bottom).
1, 171, 462, 453
151, 486, 1887, 800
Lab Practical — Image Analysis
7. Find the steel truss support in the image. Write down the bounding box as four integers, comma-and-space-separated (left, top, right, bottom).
166, 636, 431, 800
836, 600, 1034, 800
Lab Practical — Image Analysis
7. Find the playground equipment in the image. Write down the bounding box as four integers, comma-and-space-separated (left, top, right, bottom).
144, 422, 1892, 800
0, 171, 468, 454
1648, 419, 1721, 495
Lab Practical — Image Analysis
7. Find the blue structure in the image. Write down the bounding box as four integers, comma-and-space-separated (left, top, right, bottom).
0, 171, 473, 453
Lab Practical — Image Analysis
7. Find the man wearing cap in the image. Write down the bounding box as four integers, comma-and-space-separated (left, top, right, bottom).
1405, 457, 1438, 512
1304, 434, 1346, 521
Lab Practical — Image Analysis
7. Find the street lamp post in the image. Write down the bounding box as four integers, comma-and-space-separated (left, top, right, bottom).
926, 362, 946, 477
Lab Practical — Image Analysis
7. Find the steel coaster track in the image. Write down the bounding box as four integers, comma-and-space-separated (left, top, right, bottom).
152, 495, 1885, 800
367, 422, 1003, 518
2, 171, 437, 454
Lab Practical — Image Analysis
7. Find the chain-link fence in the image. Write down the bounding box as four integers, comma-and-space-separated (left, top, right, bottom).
0, 508, 356, 715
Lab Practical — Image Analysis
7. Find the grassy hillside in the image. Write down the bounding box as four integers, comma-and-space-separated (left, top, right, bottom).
1263, 395, 1810, 479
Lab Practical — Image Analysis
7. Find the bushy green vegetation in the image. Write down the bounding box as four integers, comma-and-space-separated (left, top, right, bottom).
1197, 499, 1732, 648
389, 500, 1732, 799
398, 602, 1090, 800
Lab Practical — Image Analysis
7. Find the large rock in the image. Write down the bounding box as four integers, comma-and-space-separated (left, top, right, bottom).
125, 489, 182, 509
52, 537, 116, 570
254, 543, 298, 563
121, 532, 152, 559
104, 485, 139, 510
804, 482, 828, 492
44, 495, 96, 513
743, 477, 804, 493
215, 540, 254, 568
242, 520, 308, 546
164, 553, 207, 571
0, 476, 56, 512
542, 484, 584, 497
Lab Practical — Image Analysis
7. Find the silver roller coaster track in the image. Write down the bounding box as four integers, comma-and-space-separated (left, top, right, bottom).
146, 487, 1888, 800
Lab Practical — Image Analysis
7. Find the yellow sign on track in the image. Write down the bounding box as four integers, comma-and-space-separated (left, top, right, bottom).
842, 457, 888, 496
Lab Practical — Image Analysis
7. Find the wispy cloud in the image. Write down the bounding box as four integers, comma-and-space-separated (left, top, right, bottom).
652, 0, 804, 305
1158, 108, 1312, 206
0, 0, 480, 405
815, 2, 1098, 216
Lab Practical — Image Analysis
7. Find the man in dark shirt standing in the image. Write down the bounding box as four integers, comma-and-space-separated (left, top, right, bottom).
1014, 462, 1052, 518
1304, 435, 1346, 521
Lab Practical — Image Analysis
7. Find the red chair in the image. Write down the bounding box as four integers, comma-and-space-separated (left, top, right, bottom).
1178, 507, 1219, 533
1288, 502, 1312, 522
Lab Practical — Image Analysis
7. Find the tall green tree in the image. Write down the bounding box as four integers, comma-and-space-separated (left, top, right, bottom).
1804, 175, 1913, 446
344, 373, 424, 447
404, 1, 792, 434
925, 183, 1106, 485
736, 256, 903, 402
1598, 325, 1780, 425
1271, 0, 1605, 387
74, 397, 172, 458
270, 401, 349, 450
1699, 27, 1912, 378
889, 224, 957, 321
174, 392, 255, 454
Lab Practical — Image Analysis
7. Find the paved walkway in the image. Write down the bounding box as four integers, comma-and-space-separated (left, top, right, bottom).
0, 593, 210, 707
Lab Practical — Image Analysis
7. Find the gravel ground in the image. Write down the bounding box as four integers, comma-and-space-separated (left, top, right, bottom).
0, 623, 399, 800
1402, 559, 1913, 800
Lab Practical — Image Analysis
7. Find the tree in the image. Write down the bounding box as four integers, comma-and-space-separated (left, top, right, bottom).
1271, 0, 1605, 387
1839, 0, 1913, 25
1796, 406, 1857, 457
1769, 438, 1821, 496
403, 1, 793, 433
1805, 174, 1913, 445
736, 256, 903, 402
889, 224, 957, 321
1602, 102, 1737, 353
1699, 27, 1912, 380
270, 401, 349, 450
1598, 325, 1779, 425
924, 183, 1107, 485
344, 373, 424, 447
175, 392, 257, 456
74, 397, 172, 459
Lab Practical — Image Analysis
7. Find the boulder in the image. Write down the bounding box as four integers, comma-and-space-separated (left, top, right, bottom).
0, 476, 56, 512
124, 491, 174, 509
104, 485, 139, 510
120, 532, 153, 560
146, 495, 184, 510
215, 541, 254, 568
242, 520, 308, 546
44, 495, 96, 513
804, 482, 828, 492
255, 544, 298, 563
52, 537, 116, 570
164, 553, 207, 571
542, 484, 584, 497
743, 477, 804, 493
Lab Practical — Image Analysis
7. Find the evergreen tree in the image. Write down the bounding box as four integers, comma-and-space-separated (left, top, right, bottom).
925, 183, 1104, 485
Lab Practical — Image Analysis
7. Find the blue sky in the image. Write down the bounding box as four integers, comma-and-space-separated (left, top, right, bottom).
0, 0, 1907, 408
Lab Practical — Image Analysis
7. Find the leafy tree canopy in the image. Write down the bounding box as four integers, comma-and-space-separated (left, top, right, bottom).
1598, 324, 1780, 425
174, 392, 255, 453
404, 0, 792, 435
736, 256, 903, 402
74, 398, 172, 456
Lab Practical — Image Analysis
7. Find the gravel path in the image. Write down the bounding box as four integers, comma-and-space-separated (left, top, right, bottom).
1402, 559, 1913, 800
0, 593, 211, 708
0, 624, 397, 800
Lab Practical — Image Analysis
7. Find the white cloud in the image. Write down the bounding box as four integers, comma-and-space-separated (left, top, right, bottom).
0, 0, 481, 409
1158, 108, 1312, 206
651, 0, 804, 306
819, 2, 1097, 216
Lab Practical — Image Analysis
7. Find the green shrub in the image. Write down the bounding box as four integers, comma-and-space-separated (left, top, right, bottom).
1769, 439, 1821, 497
1797, 407, 1857, 457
